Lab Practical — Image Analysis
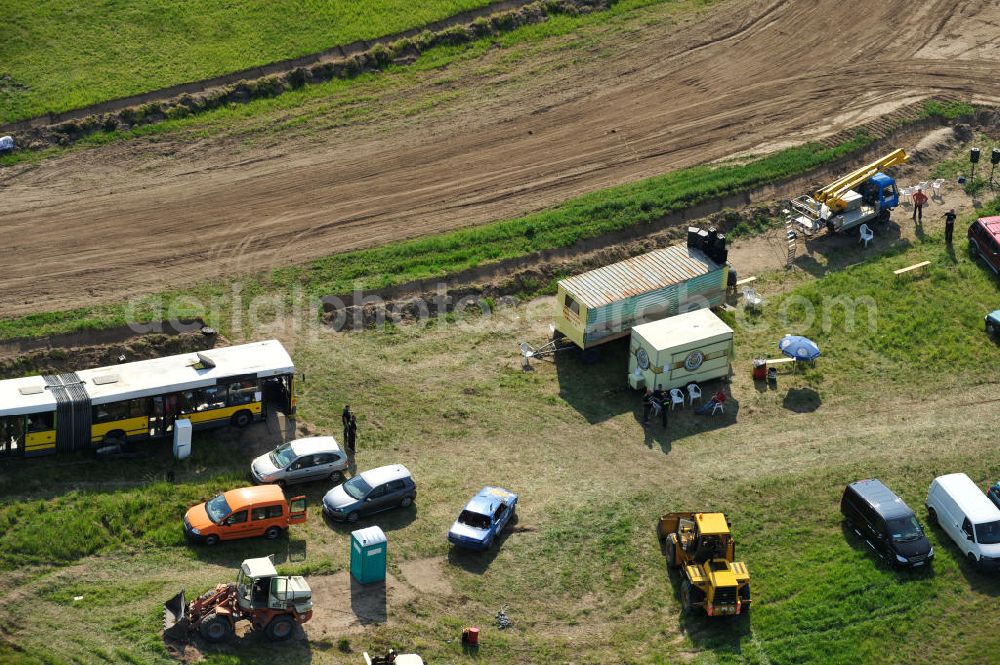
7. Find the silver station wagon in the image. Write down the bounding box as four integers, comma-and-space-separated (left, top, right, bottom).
251, 436, 349, 486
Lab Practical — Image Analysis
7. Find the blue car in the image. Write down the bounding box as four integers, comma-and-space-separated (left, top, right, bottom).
987, 310, 1000, 338
448, 486, 518, 551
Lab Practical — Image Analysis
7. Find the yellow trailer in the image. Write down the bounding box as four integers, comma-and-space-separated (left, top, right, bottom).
627, 309, 733, 391
554, 244, 727, 350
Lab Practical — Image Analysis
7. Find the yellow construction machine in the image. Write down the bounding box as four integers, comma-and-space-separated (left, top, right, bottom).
657, 512, 750, 617
790, 148, 909, 234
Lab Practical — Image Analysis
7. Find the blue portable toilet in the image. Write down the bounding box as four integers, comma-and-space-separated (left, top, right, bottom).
350, 526, 387, 584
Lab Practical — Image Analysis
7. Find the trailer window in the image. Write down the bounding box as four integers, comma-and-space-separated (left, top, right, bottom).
564, 294, 580, 316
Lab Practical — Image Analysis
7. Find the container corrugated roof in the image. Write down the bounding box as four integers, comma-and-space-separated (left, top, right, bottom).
559, 245, 720, 309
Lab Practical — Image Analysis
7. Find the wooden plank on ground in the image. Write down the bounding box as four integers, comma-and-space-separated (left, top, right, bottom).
735, 276, 757, 286
894, 260, 930, 276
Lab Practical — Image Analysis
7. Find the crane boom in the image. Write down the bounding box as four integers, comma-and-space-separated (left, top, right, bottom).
814, 148, 908, 210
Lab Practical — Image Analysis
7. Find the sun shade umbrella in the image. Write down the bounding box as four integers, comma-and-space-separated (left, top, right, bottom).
778, 335, 821, 361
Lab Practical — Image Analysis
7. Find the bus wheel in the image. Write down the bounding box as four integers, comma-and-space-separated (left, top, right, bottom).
231, 410, 252, 428
103, 431, 126, 446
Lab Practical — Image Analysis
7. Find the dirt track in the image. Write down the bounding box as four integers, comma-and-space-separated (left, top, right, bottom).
2, 0, 999, 318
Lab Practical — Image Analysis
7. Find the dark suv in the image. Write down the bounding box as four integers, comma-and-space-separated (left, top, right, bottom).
969, 216, 1000, 274
841, 479, 934, 568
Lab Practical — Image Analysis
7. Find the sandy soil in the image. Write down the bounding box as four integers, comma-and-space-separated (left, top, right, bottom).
2, 0, 1000, 318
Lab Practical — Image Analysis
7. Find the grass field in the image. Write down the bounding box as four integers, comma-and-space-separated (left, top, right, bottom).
2, 217, 1000, 663
0, 0, 717, 169
0, 0, 503, 123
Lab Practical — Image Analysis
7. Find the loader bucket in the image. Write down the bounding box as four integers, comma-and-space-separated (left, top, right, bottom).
163, 590, 190, 640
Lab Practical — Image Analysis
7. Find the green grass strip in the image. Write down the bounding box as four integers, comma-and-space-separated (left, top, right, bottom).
0, 0, 503, 123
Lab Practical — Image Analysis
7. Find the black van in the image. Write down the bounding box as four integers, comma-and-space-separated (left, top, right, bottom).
840, 479, 934, 568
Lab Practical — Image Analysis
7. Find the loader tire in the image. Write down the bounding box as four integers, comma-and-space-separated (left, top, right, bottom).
666, 534, 679, 568
199, 613, 234, 643
265, 615, 296, 641
739, 583, 751, 614
680, 580, 695, 614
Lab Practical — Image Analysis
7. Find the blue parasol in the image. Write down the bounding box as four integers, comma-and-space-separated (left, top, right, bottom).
778, 335, 821, 361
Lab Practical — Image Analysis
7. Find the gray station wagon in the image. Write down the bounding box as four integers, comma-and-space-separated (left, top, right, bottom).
251, 436, 349, 486
322, 464, 416, 523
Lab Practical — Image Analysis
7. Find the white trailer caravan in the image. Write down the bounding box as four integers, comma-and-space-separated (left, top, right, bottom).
627, 309, 733, 391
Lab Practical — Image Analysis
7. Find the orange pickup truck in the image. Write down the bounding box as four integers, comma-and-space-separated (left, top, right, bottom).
184, 485, 306, 546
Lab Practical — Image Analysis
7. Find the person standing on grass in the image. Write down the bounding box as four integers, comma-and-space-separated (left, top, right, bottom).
652, 386, 668, 428
912, 187, 928, 223
642, 388, 654, 425
342, 405, 352, 443
346, 414, 358, 455
944, 208, 957, 245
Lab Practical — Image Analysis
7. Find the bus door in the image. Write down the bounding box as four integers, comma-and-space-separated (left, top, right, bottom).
262, 375, 294, 416
0, 415, 25, 458
150, 394, 179, 437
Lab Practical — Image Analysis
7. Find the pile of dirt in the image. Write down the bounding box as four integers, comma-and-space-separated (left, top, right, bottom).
0, 332, 221, 380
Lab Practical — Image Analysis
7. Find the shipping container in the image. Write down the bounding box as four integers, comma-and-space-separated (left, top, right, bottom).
554, 245, 727, 349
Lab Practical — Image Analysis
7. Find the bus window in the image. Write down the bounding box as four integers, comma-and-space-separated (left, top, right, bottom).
197, 386, 228, 411
228, 379, 258, 406
27, 411, 55, 432
128, 398, 149, 418
94, 401, 130, 423
178, 391, 197, 414
0, 416, 25, 455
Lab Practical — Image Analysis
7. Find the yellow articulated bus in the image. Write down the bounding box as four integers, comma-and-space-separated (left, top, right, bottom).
0, 340, 296, 459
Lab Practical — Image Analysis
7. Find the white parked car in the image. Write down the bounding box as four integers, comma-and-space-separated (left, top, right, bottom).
926, 473, 1000, 571
251, 436, 349, 486
0, 136, 14, 153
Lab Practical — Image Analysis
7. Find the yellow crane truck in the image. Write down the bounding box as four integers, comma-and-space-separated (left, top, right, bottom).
657, 512, 751, 617
789, 148, 908, 234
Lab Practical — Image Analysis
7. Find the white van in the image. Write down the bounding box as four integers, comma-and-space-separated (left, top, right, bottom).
926, 473, 1000, 570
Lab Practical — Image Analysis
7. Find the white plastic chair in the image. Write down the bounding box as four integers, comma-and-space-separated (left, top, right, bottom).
687, 383, 702, 406
743, 287, 763, 312
917, 181, 928, 192
899, 186, 912, 205
932, 179, 944, 199
711, 400, 725, 415
669, 388, 685, 410
859, 224, 874, 248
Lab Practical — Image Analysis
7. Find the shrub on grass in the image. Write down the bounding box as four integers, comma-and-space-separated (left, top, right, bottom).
286, 67, 310, 90
368, 42, 393, 68
435, 25, 473, 46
